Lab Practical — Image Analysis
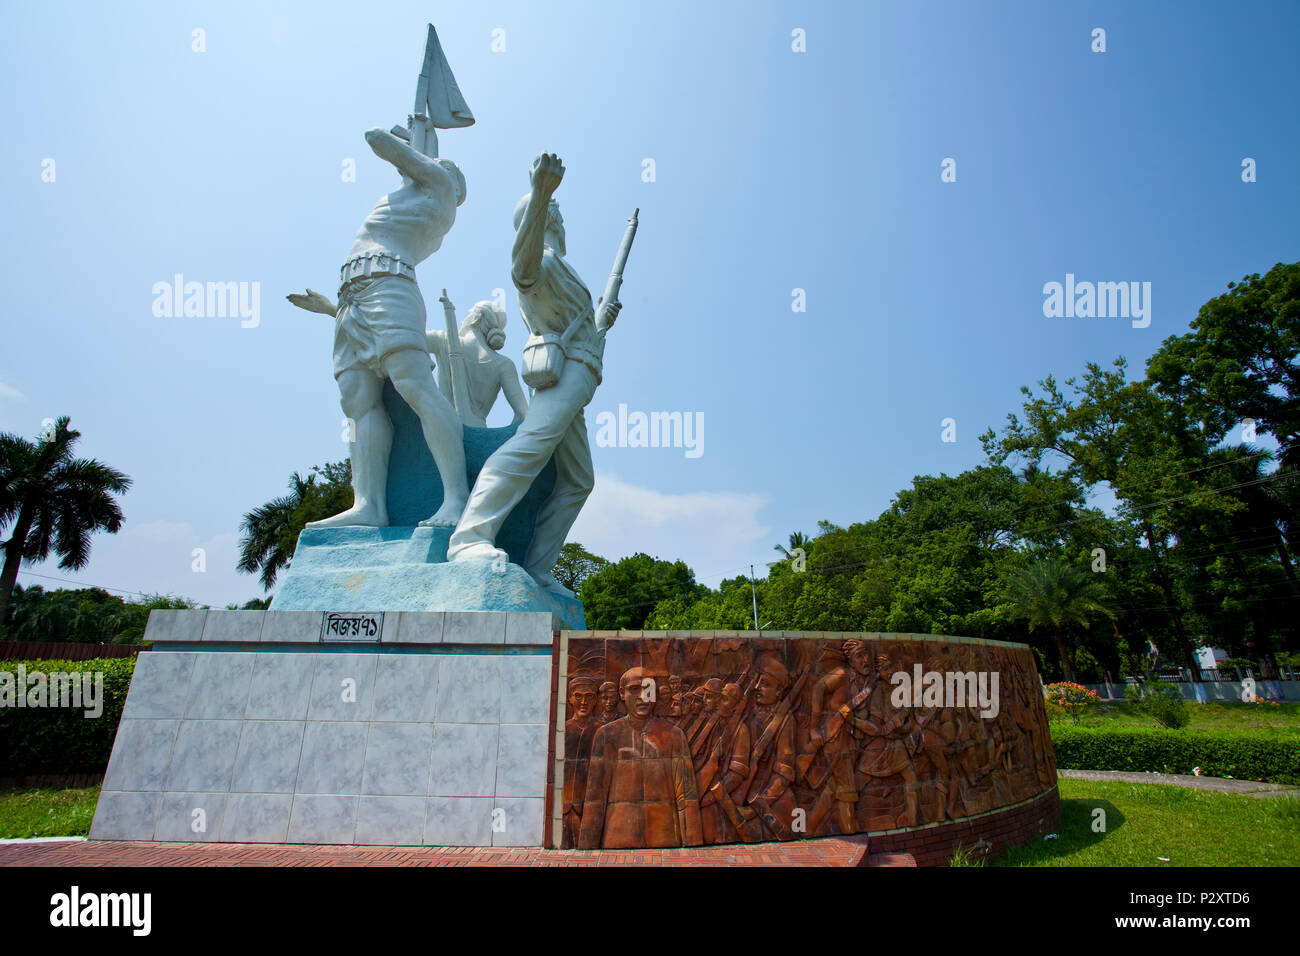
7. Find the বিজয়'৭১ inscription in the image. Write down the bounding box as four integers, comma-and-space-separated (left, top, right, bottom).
320, 612, 384, 642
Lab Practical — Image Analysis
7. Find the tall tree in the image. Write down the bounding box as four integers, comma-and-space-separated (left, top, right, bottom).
981, 359, 1226, 678
237, 461, 352, 591
0, 417, 130, 633
551, 542, 609, 594
1146, 262, 1300, 469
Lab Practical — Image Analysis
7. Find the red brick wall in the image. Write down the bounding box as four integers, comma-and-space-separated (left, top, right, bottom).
868, 786, 1062, 866
0, 642, 143, 661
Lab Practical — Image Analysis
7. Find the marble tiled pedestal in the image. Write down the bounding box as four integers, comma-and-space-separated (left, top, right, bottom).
89, 609, 557, 847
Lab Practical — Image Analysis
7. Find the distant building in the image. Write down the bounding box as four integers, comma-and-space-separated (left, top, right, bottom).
1195, 646, 1229, 670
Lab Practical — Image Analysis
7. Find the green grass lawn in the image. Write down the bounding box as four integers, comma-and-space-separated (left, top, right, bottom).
994, 778, 1300, 867
0, 785, 99, 840
1052, 699, 1300, 734
4, 778, 1297, 866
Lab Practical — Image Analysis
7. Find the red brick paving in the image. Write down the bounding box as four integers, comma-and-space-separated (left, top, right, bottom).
0, 835, 881, 867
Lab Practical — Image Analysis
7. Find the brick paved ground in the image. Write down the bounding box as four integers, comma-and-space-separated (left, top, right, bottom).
0, 835, 904, 867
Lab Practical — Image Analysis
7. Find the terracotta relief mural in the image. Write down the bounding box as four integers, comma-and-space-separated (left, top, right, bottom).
557, 635, 1056, 849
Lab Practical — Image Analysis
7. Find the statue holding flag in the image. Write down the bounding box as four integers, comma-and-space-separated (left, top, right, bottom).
278, 24, 637, 619
287, 26, 475, 529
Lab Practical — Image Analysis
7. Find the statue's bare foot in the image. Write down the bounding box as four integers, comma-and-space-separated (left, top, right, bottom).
306, 504, 386, 529
447, 541, 509, 563
418, 495, 467, 528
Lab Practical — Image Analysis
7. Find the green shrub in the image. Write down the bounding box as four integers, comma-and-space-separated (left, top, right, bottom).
1051, 724, 1300, 784
0, 658, 135, 775
1124, 679, 1190, 729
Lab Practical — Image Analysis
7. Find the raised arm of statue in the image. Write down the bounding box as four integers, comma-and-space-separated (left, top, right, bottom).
511, 152, 564, 291
364, 126, 447, 190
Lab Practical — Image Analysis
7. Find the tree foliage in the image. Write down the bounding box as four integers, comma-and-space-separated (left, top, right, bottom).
552, 542, 609, 594
579, 553, 706, 631
0, 417, 131, 633
633, 261, 1300, 682
237, 461, 352, 591
3, 584, 196, 644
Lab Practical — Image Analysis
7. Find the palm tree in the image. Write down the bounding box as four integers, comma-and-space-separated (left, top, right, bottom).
773, 530, 811, 559
237, 472, 313, 592
1004, 556, 1114, 682
237, 461, 352, 591
0, 417, 131, 634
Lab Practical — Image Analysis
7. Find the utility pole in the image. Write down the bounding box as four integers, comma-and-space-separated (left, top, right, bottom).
749, 564, 759, 630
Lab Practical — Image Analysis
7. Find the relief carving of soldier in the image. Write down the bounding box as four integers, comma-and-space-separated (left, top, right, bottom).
577, 668, 703, 849
804, 640, 876, 835
850, 649, 921, 828
562, 675, 599, 847
695, 680, 754, 844
740, 656, 802, 841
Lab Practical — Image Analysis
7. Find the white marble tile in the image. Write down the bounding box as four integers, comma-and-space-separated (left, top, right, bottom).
355, 796, 424, 845
122, 653, 196, 719
102, 718, 179, 791
443, 612, 506, 645
428, 723, 498, 797
88, 790, 161, 841
499, 655, 551, 724
260, 611, 323, 644
308, 654, 377, 721
392, 612, 444, 644
435, 655, 501, 723
144, 609, 207, 643
201, 609, 264, 643
371, 655, 439, 722
165, 719, 241, 792
495, 723, 547, 798
154, 792, 227, 842
232, 720, 306, 794
184, 653, 254, 718
245, 653, 315, 720
362, 722, 434, 796
504, 612, 554, 646
491, 797, 545, 847
288, 794, 358, 844
296, 721, 368, 794
424, 797, 493, 847
220, 793, 292, 843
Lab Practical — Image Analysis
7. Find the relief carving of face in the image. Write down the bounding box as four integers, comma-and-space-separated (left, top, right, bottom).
568, 685, 596, 719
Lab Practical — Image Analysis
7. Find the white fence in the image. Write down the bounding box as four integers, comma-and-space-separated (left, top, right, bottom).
1076, 678, 1299, 703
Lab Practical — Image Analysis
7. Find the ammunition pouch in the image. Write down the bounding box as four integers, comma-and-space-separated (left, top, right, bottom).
521, 333, 565, 389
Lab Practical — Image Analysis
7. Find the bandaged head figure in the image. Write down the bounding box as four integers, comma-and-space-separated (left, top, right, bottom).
461, 301, 508, 350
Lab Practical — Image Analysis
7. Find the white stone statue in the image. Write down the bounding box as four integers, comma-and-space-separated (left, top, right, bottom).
287, 124, 469, 530
447, 153, 623, 596
425, 296, 529, 428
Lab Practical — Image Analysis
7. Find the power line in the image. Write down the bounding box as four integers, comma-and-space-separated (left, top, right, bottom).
14, 569, 176, 602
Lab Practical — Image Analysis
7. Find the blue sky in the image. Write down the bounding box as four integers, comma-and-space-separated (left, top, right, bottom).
1, 0, 1297, 606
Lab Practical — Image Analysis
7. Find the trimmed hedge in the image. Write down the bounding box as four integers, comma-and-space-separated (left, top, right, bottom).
1051, 724, 1300, 785
0, 658, 135, 775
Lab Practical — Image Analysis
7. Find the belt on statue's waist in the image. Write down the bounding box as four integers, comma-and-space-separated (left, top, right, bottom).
338, 253, 417, 290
